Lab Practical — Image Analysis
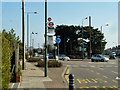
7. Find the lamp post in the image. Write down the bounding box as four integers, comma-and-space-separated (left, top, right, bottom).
100, 24, 109, 53
27, 11, 37, 59
82, 17, 87, 59
89, 16, 92, 59
30, 32, 38, 57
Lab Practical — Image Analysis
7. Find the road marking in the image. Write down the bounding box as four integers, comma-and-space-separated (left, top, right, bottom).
109, 86, 117, 90
82, 79, 88, 83
79, 87, 85, 90
96, 78, 107, 83
90, 70, 94, 72
85, 79, 92, 83
90, 86, 99, 89
112, 85, 118, 88
77, 79, 82, 84
91, 79, 98, 83
112, 71, 118, 74
79, 86, 89, 89
116, 77, 120, 80
112, 80, 118, 83
66, 69, 70, 74
103, 75, 108, 78
96, 72, 100, 75
102, 86, 108, 90
99, 68, 104, 70
65, 68, 70, 83
90, 65, 95, 67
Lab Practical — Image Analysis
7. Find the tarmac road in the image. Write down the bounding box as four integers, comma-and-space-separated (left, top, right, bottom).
63, 59, 119, 89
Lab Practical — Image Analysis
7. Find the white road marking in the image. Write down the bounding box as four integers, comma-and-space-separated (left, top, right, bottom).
116, 77, 120, 80
99, 68, 104, 70
89, 65, 95, 67
111, 71, 118, 74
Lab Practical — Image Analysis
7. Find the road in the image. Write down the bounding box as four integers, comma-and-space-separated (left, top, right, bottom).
63, 59, 119, 89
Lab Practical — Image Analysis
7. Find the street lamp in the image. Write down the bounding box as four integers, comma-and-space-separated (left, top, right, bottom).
81, 17, 88, 59
100, 24, 109, 53
30, 32, 38, 57
26, 11, 37, 59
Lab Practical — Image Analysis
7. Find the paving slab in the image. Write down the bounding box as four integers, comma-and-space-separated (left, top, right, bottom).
19, 60, 52, 89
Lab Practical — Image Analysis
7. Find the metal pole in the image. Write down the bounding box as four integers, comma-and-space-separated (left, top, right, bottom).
32, 39, 34, 56
58, 43, 59, 62
22, 0, 25, 70
82, 20, 84, 59
45, 0, 48, 77
101, 26, 102, 53
27, 13, 29, 60
89, 16, 92, 59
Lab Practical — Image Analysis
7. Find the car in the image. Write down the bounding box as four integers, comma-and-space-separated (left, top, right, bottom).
91, 54, 109, 62
59, 54, 70, 61
111, 52, 116, 56
48, 53, 54, 59
109, 53, 116, 59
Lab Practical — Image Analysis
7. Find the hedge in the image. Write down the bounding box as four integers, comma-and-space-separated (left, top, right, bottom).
28, 58, 41, 62
37, 60, 62, 67
2, 34, 11, 89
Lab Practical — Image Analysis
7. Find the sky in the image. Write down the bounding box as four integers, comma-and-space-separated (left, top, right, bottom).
1, 1, 118, 49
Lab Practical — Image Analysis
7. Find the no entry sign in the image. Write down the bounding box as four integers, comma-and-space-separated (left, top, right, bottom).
48, 17, 52, 21
48, 22, 54, 27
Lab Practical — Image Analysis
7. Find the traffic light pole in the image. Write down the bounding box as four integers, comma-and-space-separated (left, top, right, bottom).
45, 0, 48, 77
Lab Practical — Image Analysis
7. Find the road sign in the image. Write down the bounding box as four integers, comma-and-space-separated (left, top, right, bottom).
48, 27, 54, 29
56, 38, 61, 43
48, 22, 54, 27
48, 17, 52, 21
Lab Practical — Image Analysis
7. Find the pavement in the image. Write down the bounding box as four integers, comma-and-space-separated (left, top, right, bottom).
10, 59, 67, 89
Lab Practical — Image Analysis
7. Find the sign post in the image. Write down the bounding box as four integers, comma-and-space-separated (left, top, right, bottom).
56, 38, 61, 62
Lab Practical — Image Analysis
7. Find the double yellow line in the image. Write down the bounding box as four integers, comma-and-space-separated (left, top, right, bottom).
65, 68, 70, 83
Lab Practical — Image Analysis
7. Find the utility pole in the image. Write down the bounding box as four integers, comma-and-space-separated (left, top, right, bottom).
45, 0, 48, 77
22, 0, 25, 70
89, 16, 92, 59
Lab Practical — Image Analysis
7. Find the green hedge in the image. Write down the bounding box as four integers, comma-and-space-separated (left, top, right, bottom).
37, 60, 62, 67
2, 35, 11, 89
28, 58, 41, 62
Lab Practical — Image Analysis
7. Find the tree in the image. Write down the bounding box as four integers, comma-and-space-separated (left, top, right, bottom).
55, 25, 107, 56
2, 29, 23, 83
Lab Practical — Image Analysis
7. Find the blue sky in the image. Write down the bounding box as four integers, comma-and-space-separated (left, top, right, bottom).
2, 1, 118, 49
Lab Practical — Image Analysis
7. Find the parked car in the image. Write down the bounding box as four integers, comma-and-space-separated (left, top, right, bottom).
48, 53, 54, 59
109, 53, 116, 59
91, 54, 109, 62
59, 54, 70, 61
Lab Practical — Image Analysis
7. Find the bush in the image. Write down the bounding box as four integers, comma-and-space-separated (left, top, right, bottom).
2, 34, 12, 89
37, 60, 62, 67
28, 58, 41, 62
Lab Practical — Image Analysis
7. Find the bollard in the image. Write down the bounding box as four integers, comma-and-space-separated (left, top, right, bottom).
69, 74, 75, 90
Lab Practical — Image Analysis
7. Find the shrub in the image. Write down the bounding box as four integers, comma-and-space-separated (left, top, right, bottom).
37, 60, 62, 67
28, 58, 41, 62
2, 34, 12, 89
